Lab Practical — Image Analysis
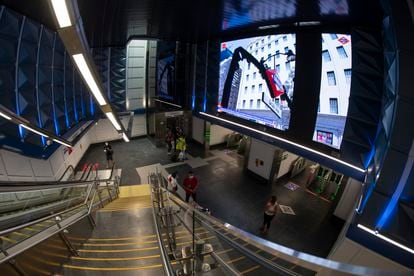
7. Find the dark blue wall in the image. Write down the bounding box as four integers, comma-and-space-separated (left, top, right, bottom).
0, 6, 96, 156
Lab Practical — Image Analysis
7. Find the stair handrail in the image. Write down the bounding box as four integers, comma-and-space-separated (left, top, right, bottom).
149, 173, 175, 276
165, 189, 400, 276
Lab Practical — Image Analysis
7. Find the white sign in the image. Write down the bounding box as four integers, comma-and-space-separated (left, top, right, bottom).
165, 111, 184, 117
262, 92, 281, 118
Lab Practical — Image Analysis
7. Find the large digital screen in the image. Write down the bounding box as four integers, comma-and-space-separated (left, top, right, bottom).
157, 55, 175, 101
219, 34, 296, 131
313, 33, 352, 149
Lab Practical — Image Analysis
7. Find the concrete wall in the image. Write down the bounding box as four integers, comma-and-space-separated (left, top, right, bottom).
0, 115, 146, 182
325, 238, 411, 273
247, 138, 276, 180
192, 116, 205, 144
276, 151, 298, 179
210, 124, 233, 146
333, 178, 362, 220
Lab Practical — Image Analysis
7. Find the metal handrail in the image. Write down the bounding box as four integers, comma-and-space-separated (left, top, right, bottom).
167, 191, 400, 276
149, 172, 239, 276
171, 205, 239, 275
78, 163, 92, 181
57, 165, 75, 181
0, 184, 95, 236
0, 163, 116, 192
149, 178, 175, 276
0, 164, 117, 235
0, 174, 119, 265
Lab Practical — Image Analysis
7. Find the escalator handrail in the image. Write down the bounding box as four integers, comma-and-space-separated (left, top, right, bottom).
78, 163, 93, 181
0, 193, 90, 236
167, 192, 397, 276
57, 165, 75, 181
0, 163, 116, 192
0, 179, 118, 239
0, 165, 118, 235
0, 179, 114, 265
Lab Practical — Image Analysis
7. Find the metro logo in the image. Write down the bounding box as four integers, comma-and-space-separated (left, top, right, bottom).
338, 36, 349, 45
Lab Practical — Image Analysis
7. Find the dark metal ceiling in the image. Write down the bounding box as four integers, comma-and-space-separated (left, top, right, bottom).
1, 0, 383, 47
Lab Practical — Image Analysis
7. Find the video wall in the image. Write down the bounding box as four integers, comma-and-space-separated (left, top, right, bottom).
157, 55, 175, 101
219, 34, 296, 131
313, 33, 352, 149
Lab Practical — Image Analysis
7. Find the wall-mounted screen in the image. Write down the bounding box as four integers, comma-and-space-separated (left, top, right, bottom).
219, 34, 296, 131
157, 55, 175, 101
313, 33, 352, 149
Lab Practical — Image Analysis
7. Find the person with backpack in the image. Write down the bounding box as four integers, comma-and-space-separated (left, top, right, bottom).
260, 195, 279, 234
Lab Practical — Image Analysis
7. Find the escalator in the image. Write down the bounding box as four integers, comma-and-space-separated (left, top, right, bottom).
0, 164, 121, 274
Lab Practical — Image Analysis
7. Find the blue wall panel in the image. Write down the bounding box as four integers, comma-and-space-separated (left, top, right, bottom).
0, 5, 98, 156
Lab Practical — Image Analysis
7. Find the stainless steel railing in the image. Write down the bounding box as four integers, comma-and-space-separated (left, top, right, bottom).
149, 169, 402, 276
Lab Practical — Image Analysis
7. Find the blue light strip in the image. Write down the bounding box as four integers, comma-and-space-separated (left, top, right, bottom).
202, 41, 209, 112
15, 17, 26, 139
90, 95, 95, 115
376, 141, 414, 229
36, 25, 46, 146
51, 33, 60, 135
63, 52, 70, 128
73, 68, 78, 123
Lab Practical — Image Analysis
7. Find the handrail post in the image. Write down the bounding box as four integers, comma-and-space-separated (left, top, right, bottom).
95, 181, 103, 208
59, 229, 79, 257
8, 258, 27, 276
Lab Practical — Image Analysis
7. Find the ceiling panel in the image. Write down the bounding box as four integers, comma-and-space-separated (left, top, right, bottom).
1, 0, 383, 47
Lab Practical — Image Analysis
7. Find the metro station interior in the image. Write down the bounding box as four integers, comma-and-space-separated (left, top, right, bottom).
0, 0, 413, 275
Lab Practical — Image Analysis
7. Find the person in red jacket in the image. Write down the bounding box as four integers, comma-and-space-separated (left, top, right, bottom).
183, 171, 198, 203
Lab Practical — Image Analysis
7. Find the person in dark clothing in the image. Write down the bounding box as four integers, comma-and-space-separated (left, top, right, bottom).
260, 195, 278, 234
103, 142, 114, 168
183, 171, 198, 203
165, 127, 175, 155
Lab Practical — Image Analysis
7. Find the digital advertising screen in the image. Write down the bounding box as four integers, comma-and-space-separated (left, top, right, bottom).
219, 34, 296, 131
313, 33, 352, 149
157, 55, 175, 101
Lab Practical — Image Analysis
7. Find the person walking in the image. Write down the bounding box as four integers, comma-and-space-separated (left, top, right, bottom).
175, 135, 187, 161
165, 128, 175, 155
167, 172, 178, 192
183, 171, 198, 203
260, 195, 278, 234
103, 142, 114, 168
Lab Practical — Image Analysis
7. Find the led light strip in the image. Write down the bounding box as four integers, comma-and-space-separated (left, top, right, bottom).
72, 54, 107, 106
50, 0, 72, 28
357, 224, 414, 254
0, 111, 12, 121
199, 112, 366, 173
122, 133, 130, 142
154, 99, 182, 108
105, 112, 121, 131
52, 138, 72, 148
20, 124, 49, 138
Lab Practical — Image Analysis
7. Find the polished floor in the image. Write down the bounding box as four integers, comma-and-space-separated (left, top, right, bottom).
78, 137, 343, 258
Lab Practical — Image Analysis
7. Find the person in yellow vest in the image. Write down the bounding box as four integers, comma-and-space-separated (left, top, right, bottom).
176, 135, 187, 161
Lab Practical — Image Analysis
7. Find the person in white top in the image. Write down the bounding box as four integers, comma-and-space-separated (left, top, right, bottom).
167, 172, 178, 192
260, 195, 278, 234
